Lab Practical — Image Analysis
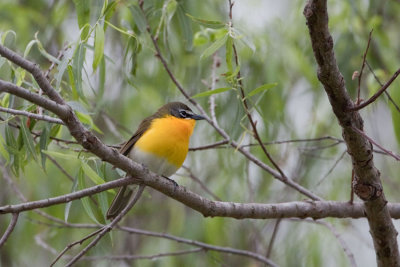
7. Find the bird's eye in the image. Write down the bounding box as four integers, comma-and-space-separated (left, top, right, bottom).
179, 110, 187, 118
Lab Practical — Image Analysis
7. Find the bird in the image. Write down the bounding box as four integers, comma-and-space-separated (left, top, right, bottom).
106, 102, 205, 219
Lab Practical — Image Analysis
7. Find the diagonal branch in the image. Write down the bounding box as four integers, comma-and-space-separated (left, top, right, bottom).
62, 185, 145, 266
0, 212, 19, 248
349, 67, 400, 111
304, 1, 400, 266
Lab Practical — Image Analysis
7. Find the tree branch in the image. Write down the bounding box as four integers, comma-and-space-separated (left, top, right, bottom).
0, 213, 19, 248
0, 106, 64, 124
63, 185, 145, 266
2, 174, 400, 218
304, 1, 400, 266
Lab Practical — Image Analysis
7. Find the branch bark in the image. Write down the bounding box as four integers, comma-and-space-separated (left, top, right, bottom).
304, 1, 400, 266
2, 174, 400, 219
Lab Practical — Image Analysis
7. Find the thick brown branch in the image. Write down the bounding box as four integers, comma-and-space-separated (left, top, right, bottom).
2, 174, 400, 219
304, 1, 400, 266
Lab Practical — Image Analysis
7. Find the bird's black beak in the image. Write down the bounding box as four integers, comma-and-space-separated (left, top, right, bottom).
191, 113, 206, 120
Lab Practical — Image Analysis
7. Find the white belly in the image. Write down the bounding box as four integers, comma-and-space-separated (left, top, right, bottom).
129, 146, 180, 177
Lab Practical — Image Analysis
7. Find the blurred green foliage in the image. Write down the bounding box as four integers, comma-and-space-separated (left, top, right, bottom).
0, 0, 400, 266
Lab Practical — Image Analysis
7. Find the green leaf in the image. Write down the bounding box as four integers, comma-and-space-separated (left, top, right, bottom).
247, 83, 278, 97
0, 30, 16, 45
20, 117, 37, 161
98, 191, 109, 221
55, 50, 71, 90
98, 56, 106, 100
129, 4, 147, 33
0, 134, 10, 163
93, 23, 105, 71
201, 33, 228, 59
81, 161, 106, 185
42, 150, 78, 160
39, 124, 50, 170
104, 20, 137, 39
186, 13, 225, 29
71, 43, 87, 102
192, 87, 232, 98
65, 175, 79, 222
24, 40, 37, 58
49, 124, 62, 138
177, 5, 193, 51
78, 167, 100, 224
226, 36, 233, 73
73, 0, 91, 40
76, 111, 103, 134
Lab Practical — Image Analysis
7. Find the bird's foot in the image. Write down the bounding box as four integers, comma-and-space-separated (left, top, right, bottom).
162, 175, 179, 188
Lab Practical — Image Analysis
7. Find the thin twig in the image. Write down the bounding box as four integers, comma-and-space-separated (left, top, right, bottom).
76, 248, 204, 261
50, 228, 104, 266
64, 185, 145, 266
316, 150, 347, 186
356, 30, 373, 104
181, 166, 221, 201
349, 67, 400, 111
266, 218, 282, 258
228, 0, 288, 184
118, 225, 277, 266
0, 106, 64, 124
365, 60, 400, 113
352, 127, 400, 161
0, 213, 19, 248
189, 140, 229, 151
288, 218, 357, 267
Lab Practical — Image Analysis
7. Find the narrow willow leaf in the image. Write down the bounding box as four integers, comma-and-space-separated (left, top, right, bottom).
98, 57, 106, 100
49, 124, 62, 138
0, 134, 10, 163
98, 191, 109, 221
177, 5, 193, 51
42, 150, 78, 160
78, 167, 100, 224
226, 36, 233, 73
201, 34, 228, 59
104, 20, 136, 39
247, 83, 278, 97
39, 124, 50, 170
72, 43, 87, 102
76, 111, 103, 134
55, 53, 70, 90
65, 174, 79, 222
24, 40, 38, 58
186, 13, 225, 29
192, 87, 232, 98
20, 117, 37, 161
129, 4, 147, 33
81, 161, 105, 185
93, 23, 105, 71
73, 0, 91, 40
0, 30, 16, 45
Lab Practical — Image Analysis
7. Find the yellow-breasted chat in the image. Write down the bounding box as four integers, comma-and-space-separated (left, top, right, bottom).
106, 102, 205, 219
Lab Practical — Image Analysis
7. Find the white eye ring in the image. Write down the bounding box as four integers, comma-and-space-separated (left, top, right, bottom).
179, 110, 188, 118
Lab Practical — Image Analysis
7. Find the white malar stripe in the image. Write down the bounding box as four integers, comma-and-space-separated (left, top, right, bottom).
129, 146, 179, 177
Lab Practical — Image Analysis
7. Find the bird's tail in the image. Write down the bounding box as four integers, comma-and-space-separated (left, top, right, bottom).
106, 185, 134, 220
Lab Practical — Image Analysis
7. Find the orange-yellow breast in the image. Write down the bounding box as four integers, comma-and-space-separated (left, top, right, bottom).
132, 115, 196, 174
